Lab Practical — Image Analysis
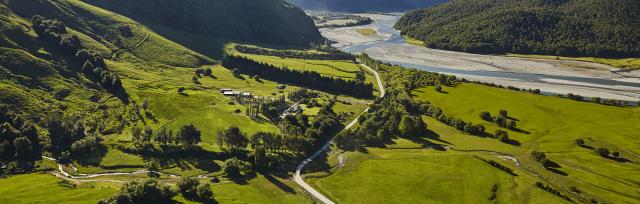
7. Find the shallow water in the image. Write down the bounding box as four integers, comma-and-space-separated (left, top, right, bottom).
325, 14, 640, 101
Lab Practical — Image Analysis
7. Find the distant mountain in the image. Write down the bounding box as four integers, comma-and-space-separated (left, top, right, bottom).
286, 0, 447, 12
396, 0, 640, 58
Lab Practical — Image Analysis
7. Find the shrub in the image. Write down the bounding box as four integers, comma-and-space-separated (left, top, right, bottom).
223, 157, 250, 177
596, 148, 610, 157
495, 130, 509, 142
479, 111, 492, 121
196, 183, 214, 200
177, 177, 199, 198
435, 85, 443, 92
98, 179, 176, 204
612, 151, 620, 158
499, 110, 508, 117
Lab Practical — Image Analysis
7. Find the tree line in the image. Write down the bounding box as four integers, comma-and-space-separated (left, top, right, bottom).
31, 15, 125, 96
222, 55, 373, 98
235, 45, 355, 61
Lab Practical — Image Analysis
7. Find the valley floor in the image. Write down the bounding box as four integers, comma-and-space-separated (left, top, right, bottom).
306, 83, 640, 203
321, 13, 640, 102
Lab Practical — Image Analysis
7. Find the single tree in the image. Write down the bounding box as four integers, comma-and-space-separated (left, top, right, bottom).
596, 148, 610, 158
479, 111, 492, 121
435, 85, 443, 92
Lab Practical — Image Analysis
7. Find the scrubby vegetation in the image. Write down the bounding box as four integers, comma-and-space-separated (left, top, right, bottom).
396, 0, 640, 58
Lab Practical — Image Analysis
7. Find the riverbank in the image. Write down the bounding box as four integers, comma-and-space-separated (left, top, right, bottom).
320, 13, 640, 101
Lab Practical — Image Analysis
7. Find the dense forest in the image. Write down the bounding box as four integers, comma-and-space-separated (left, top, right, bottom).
287, 0, 447, 12
395, 0, 640, 57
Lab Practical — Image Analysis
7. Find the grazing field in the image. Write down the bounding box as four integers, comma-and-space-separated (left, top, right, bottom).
309, 144, 566, 203
412, 83, 640, 203
0, 174, 118, 204
309, 83, 640, 204
507, 53, 640, 69
355, 28, 376, 36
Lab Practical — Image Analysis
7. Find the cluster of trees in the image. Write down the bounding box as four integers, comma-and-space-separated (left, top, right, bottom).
78, 49, 124, 94
222, 55, 373, 98
316, 15, 373, 29
531, 151, 554, 168
472, 81, 542, 95
32, 15, 125, 95
288, 88, 319, 104
131, 124, 202, 149
479, 110, 518, 130
479, 158, 516, 176
234, 45, 354, 61
535, 182, 573, 202
218, 103, 341, 169
98, 179, 176, 204
177, 177, 214, 202
245, 96, 287, 120
398, 115, 427, 137
47, 115, 103, 163
590, 146, 622, 160
223, 157, 252, 176
31, 15, 80, 52
0, 106, 41, 175
396, 0, 640, 58
194, 68, 213, 77
336, 91, 424, 148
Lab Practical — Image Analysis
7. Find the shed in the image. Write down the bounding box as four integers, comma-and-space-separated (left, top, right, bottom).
223, 91, 237, 96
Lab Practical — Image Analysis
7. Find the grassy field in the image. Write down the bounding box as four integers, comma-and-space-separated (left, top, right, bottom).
507, 53, 640, 70
355, 28, 376, 36
309, 83, 640, 203
411, 83, 640, 203
0, 174, 118, 204
227, 44, 380, 96
309, 147, 566, 204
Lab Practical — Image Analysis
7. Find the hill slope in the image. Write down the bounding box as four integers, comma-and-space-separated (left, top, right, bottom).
82, 0, 322, 47
395, 0, 640, 57
287, 0, 447, 12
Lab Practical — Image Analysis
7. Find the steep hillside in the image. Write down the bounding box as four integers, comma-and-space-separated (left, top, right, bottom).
396, 0, 640, 58
287, 0, 447, 12
83, 0, 322, 47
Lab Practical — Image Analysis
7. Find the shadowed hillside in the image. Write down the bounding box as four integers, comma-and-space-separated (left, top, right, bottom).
396, 0, 640, 58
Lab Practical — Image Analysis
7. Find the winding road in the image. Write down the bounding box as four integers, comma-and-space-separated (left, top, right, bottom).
293, 62, 385, 204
